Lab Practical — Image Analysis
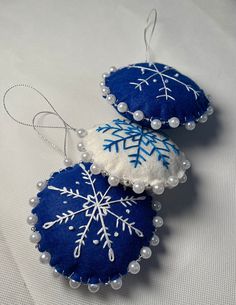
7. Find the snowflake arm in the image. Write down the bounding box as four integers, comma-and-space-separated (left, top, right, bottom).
43, 204, 96, 229
129, 64, 200, 100
103, 135, 135, 153
160, 72, 201, 99
48, 185, 94, 203
107, 210, 144, 237
96, 124, 122, 134
153, 64, 175, 101
74, 207, 98, 258
107, 195, 146, 207
149, 136, 180, 168
97, 205, 115, 261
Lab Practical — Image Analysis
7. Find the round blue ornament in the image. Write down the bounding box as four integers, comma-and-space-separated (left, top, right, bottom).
100, 62, 214, 130
29, 163, 162, 292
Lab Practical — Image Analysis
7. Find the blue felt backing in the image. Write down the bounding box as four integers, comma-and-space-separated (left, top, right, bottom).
105, 62, 210, 127
33, 163, 155, 284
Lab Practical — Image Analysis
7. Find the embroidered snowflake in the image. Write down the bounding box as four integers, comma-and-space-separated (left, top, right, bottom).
96, 119, 179, 168
129, 63, 201, 101
42, 163, 145, 262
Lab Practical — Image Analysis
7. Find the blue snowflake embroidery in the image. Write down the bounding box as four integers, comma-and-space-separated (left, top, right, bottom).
96, 119, 179, 168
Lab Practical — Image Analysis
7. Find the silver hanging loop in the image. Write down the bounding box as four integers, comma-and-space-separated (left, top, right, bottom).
144, 9, 157, 63
32, 111, 72, 165
3, 84, 79, 166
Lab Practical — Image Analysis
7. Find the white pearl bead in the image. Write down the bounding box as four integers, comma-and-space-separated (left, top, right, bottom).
152, 201, 162, 211
140, 246, 152, 259
198, 113, 208, 123
151, 119, 162, 130
117, 102, 128, 113
99, 80, 105, 87
69, 279, 81, 289
128, 261, 140, 274
30, 232, 41, 243
150, 234, 160, 246
133, 110, 144, 121
77, 142, 85, 152
29, 196, 39, 207
152, 184, 164, 195
108, 176, 120, 186
53, 268, 60, 277
88, 283, 100, 293
110, 277, 122, 290
109, 66, 117, 73
64, 158, 73, 167
132, 182, 145, 194
101, 86, 110, 96
27, 214, 38, 225
207, 106, 214, 116
39, 252, 51, 264
90, 164, 101, 175
37, 181, 47, 191
167, 176, 179, 188
185, 121, 196, 131
182, 159, 191, 170
102, 72, 109, 79
77, 128, 87, 138
179, 174, 187, 184
153, 216, 164, 228
168, 117, 180, 128
81, 152, 91, 163
106, 94, 116, 105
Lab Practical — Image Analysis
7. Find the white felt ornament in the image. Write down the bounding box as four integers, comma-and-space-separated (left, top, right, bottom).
79, 119, 190, 194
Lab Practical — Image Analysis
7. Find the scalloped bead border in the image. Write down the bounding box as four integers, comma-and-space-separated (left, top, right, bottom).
28, 178, 163, 292
100, 66, 214, 131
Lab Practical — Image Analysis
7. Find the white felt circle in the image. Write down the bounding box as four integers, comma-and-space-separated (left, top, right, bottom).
82, 119, 188, 187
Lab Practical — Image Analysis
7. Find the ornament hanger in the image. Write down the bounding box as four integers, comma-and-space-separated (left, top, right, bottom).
144, 8, 157, 63
3, 84, 84, 165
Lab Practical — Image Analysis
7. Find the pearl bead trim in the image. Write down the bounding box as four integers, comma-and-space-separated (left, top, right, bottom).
78, 145, 190, 195
28, 171, 163, 292
100, 67, 214, 130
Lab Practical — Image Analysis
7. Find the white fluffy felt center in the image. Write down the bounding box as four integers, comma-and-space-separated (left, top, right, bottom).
83, 119, 187, 187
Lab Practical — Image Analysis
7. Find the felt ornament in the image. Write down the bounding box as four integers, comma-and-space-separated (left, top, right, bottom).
3, 84, 164, 292
29, 162, 163, 292
78, 118, 190, 195
99, 10, 214, 131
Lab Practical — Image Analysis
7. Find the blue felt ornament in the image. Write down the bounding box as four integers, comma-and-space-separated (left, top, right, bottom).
101, 62, 214, 130
99, 9, 214, 130
31, 162, 162, 291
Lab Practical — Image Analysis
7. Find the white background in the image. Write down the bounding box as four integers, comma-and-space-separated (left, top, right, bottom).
0, 1, 235, 304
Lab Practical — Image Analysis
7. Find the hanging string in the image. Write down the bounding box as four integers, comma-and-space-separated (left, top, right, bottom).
32, 111, 70, 159
144, 8, 157, 63
3, 84, 80, 163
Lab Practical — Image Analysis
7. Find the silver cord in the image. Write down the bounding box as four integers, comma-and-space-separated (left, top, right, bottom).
3, 84, 77, 160
32, 111, 70, 159
144, 8, 157, 63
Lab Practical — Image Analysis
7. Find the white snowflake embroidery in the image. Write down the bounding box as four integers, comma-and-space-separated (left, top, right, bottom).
42, 163, 145, 262
129, 63, 201, 101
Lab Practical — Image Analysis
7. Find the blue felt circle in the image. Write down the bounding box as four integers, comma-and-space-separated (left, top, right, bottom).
104, 62, 210, 128
33, 163, 155, 284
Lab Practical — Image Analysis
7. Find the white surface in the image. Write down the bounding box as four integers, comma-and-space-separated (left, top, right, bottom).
83, 120, 186, 187
0, 0, 235, 304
